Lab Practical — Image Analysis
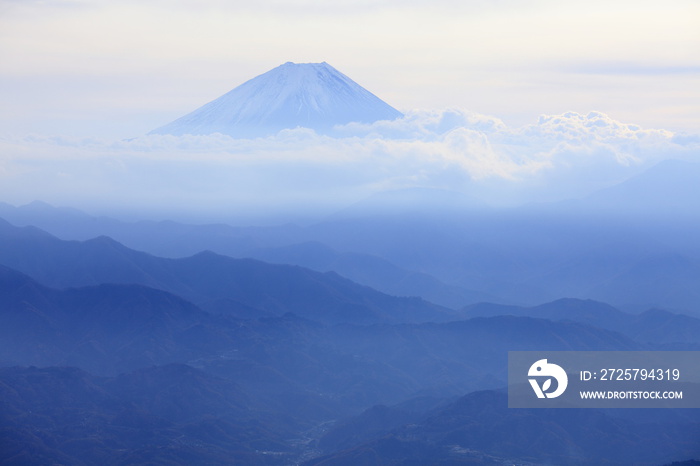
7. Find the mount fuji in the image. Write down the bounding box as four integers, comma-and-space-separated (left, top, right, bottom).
150, 62, 403, 138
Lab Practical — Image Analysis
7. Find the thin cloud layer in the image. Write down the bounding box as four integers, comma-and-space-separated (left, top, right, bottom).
1, 110, 697, 219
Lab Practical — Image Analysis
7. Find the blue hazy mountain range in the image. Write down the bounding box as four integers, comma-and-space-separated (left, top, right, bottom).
2, 159, 700, 314
1, 219, 699, 464
2, 157, 700, 464
0, 219, 452, 325
149, 62, 403, 137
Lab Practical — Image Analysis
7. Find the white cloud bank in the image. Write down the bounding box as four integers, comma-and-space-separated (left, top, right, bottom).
0, 110, 697, 221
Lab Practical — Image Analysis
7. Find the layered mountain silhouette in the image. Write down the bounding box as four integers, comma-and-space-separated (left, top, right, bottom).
3, 156, 700, 314
0, 219, 451, 325
150, 61, 403, 137
2, 214, 700, 464
0, 265, 235, 374
464, 298, 627, 327
567, 159, 700, 217
463, 298, 700, 347
0, 260, 644, 396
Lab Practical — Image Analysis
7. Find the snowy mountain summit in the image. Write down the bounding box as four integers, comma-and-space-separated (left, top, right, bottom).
150, 62, 403, 138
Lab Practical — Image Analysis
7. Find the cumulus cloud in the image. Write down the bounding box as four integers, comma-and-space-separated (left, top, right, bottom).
1, 109, 697, 219
334, 109, 507, 140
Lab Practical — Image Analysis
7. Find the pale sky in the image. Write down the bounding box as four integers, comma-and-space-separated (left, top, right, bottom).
1, 0, 699, 139
1, 0, 699, 219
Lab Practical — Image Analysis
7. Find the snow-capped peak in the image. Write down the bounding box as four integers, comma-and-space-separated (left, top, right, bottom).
150, 62, 403, 138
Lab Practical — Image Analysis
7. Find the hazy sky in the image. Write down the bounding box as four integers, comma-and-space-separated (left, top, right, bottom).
1, 0, 699, 138
1, 0, 699, 219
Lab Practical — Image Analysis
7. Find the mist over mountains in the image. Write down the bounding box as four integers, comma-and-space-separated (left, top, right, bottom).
3, 158, 700, 314
2, 62, 700, 465
3, 103, 697, 217
2, 168, 700, 463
